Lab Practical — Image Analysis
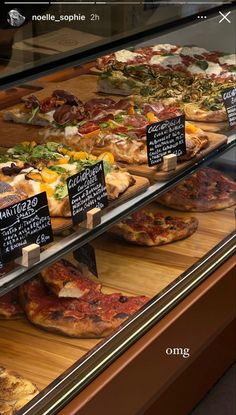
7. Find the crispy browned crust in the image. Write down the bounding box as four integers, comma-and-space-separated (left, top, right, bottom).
183, 103, 227, 122
0, 181, 27, 209
40, 259, 102, 298
0, 290, 24, 320
0, 366, 39, 415
3, 108, 52, 127
158, 196, 236, 212
157, 169, 236, 212
111, 216, 198, 246
19, 279, 130, 338
106, 169, 135, 200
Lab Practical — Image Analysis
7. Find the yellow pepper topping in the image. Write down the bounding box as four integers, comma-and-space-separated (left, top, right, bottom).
146, 112, 158, 123
72, 151, 89, 160
40, 183, 54, 198
98, 152, 115, 164
41, 167, 59, 183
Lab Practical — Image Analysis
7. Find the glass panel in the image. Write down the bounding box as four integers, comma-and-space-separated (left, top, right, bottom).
0, 1, 232, 81
0, 146, 234, 415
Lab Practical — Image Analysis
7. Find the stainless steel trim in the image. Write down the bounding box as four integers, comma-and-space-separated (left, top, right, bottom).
18, 231, 235, 415
1, 140, 235, 296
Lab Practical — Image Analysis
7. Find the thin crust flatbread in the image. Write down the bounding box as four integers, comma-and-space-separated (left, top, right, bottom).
110, 209, 198, 246
19, 275, 148, 338
157, 167, 236, 211
0, 366, 39, 415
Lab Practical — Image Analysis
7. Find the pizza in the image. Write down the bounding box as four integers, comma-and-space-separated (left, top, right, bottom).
96, 44, 236, 122
19, 262, 149, 338
0, 181, 27, 209
157, 167, 236, 211
41, 259, 102, 298
38, 98, 209, 165
0, 366, 39, 415
0, 142, 135, 217
3, 90, 84, 127
96, 45, 236, 80
0, 289, 24, 319
110, 209, 198, 246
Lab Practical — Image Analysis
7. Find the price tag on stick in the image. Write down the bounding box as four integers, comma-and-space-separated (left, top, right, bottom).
146, 115, 186, 167
67, 161, 108, 226
0, 192, 53, 264
222, 87, 236, 127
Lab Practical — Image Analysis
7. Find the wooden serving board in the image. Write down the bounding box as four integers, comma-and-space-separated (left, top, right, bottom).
0, 204, 234, 393
119, 132, 228, 182
51, 175, 149, 234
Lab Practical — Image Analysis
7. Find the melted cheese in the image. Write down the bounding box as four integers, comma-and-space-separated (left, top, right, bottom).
180, 46, 209, 56
219, 54, 236, 66
114, 50, 142, 63
42, 110, 55, 122
151, 44, 177, 52
54, 163, 77, 172
149, 55, 182, 66
188, 62, 222, 76
64, 126, 78, 137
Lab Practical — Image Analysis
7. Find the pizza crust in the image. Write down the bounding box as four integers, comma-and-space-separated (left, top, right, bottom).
3, 108, 53, 127
110, 214, 198, 246
19, 277, 148, 338
157, 168, 236, 211
183, 103, 227, 122
0, 366, 39, 414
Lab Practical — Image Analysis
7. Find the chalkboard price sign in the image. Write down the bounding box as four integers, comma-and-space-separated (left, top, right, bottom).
67, 161, 108, 225
222, 87, 236, 127
0, 192, 53, 263
146, 115, 186, 166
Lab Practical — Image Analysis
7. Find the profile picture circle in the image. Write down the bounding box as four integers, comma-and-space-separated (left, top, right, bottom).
7, 9, 25, 27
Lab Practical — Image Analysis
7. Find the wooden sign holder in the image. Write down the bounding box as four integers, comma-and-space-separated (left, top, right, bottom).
15, 243, 40, 267
75, 208, 102, 231
162, 154, 177, 172
86, 208, 102, 229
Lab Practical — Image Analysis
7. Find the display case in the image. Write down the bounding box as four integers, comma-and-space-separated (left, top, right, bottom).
0, 2, 235, 415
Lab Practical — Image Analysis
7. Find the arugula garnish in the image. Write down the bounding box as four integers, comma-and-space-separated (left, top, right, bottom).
28, 106, 39, 123
54, 184, 68, 200
48, 165, 66, 174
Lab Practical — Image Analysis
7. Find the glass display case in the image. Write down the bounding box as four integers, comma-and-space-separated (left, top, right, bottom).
0, 2, 235, 415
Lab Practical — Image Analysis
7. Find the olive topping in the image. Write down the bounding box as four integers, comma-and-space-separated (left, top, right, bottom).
119, 296, 128, 303
2, 163, 22, 176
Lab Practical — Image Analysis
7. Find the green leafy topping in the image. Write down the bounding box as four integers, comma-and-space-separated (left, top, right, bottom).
54, 184, 68, 200
102, 160, 112, 176
140, 86, 154, 96
195, 60, 209, 71
0, 154, 10, 163
28, 106, 39, 123
229, 66, 236, 72
99, 122, 109, 129
45, 142, 59, 152
114, 114, 124, 123
48, 165, 66, 174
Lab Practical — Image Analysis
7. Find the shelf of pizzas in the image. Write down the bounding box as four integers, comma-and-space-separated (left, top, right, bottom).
0, 158, 235, 414
0, 42, 235, 296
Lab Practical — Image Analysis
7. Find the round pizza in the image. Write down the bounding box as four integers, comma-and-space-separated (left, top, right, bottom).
157, 167, 236, 211
110, 209, 198, 246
